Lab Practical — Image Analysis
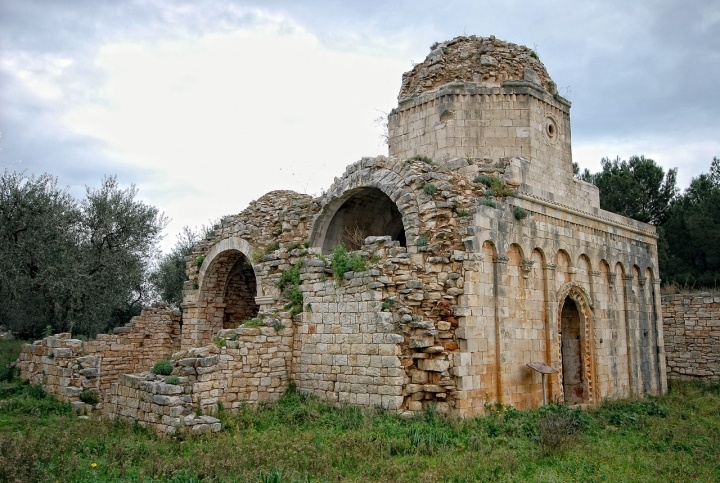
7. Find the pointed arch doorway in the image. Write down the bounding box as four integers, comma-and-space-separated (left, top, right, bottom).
557, 285, 595, 405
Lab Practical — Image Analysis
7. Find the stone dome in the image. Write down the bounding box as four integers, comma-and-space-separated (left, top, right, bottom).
398, 35, 557, 99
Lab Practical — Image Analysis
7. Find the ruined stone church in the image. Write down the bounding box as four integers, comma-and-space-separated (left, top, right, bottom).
20, 36, 667, 433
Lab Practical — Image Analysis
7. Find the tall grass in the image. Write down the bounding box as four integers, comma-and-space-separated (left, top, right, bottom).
1, 339, 719, 482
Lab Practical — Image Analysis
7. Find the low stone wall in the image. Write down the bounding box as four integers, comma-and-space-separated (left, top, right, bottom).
174, 320, 294, 412
104, 373, 220, 435
17, 305, 182, 411
18, 333, 101, 414
662, 293, 720, 381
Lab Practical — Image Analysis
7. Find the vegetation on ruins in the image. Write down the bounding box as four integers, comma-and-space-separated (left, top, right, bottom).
0, 170, 167, 338
241, 318, 264, 328
423, 183, 438, 195
1, 337, 719, 482
582, 156, 720, 289
513, 206, 529, 221
405, 154, 435, 165
151, 359, 173, 376
473, 173, 515, 198
329, 243, 368, 282
276, 260, 304, 315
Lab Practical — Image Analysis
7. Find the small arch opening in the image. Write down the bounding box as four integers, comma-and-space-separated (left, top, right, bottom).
321, 187, 406, 253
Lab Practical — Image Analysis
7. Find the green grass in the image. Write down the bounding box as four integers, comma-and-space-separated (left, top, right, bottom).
1, 339, 719, 482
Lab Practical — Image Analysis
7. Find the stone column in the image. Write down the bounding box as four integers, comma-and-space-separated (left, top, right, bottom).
652, 277, 669, 394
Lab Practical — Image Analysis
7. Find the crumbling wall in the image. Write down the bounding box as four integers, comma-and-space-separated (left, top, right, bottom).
663, 293, 720, 381
104, 373, 221, 436
18, 333, 101, 413
17, 305, 181, 409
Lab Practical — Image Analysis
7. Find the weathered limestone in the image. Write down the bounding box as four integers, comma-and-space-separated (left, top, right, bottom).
663, 293, 720, 381
17, 306, 181, 412
18, 35, 670, 433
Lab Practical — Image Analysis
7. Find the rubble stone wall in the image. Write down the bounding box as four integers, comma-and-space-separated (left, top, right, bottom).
17, 306, 181, 407
18, 333, 101, 413
662, 293, 720, 381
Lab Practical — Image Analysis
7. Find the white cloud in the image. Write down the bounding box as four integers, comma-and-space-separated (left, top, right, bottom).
62, 19, 408, 249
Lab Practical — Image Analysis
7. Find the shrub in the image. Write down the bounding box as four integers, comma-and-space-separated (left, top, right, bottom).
165, 376, 180, 385
276, 260, 304, 315
456, 208, 470, 217
423, 183, 438, 195
513, 206, 528, 220
382, 298, 395, 311
473, 174, 515, 197
151, 359, 173, 376
213, 336, 226, 348
330, 243, 368, 282
478, 198, 496, 208
415, 235, 429, 247
536, 404, 590, 453
79, 390, 99, 405
194, 255, 205, 267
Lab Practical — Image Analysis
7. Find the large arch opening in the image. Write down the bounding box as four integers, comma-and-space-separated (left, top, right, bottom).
560, 296, 586, 404
320, 187, 406, 253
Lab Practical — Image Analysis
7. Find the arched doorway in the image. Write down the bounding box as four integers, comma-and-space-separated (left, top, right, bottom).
222, 255, 259, 328
560, 296, 586, 404
319, 187, 406, 253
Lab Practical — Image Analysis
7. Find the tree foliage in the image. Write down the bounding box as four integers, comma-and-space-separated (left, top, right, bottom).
0, 171, 166, 338
583, 156, 720, 289
580, 155, 677, 225
149, 225, 214, 307
661, 157, 720, 287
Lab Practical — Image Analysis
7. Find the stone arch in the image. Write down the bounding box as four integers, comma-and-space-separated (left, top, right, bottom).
191, 237, 261, 342
198, 237, 260, 296
309, 163, 420, 252
557, 283, 595, 404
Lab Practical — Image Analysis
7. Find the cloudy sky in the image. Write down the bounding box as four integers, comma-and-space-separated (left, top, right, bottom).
1, 0, 719, 250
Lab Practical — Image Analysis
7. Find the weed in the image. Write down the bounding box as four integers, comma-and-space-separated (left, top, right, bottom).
535, 404, 590, 453
194, 255, 205, 267
252, 241, 281, 263
213, 336, 226, 348
415, 235, 429, 247
423, 183, 438, 195
473, 174, 515, 197
272, 321, 285, 332
165, 376, 180, 385
405, 155, 435, 165
330, 243, 368, 282
79, 390, 99, 405
456, 208, 470, 217
478, 198, 496, 208
513, 206, 528, 220
530, 50, 539, 60
151, 359, 173, 376
276, 260, 304, 315
381, 298, 395, 312
242, 318, 264, 328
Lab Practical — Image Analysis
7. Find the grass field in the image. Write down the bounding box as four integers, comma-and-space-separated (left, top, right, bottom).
1, 339, 719, 482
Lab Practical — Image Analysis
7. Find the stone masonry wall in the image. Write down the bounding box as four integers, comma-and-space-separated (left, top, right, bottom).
17, 305, 181, 410
18, 333, 101, 414
663, 293, 720, 381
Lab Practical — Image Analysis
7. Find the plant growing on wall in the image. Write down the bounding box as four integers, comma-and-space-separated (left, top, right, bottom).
473, 174, 515, 198
330, 243, 368, 282
151, 359, 173, 376
276, 260, 304, 315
